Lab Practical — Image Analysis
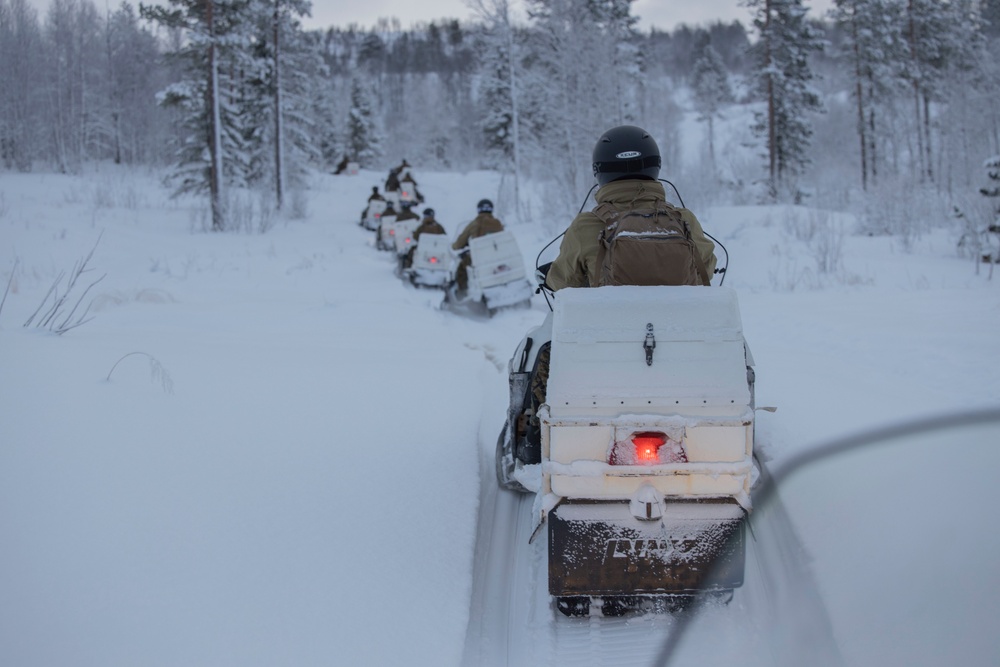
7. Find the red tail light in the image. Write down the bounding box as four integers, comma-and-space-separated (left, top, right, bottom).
404, 237, 411, 244
389, 229, 396, 236
633, 433, 665, 462
429, 256, 438, 264
609, 431, 686, 465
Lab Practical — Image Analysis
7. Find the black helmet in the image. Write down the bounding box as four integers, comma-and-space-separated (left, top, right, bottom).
371, 186, 379, 194
477, 198, 494, 213
592, 125, 661, 186
423, 208, 435, 218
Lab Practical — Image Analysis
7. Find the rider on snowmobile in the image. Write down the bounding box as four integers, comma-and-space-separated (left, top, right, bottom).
451, 199, 504, 296
545, 125, 717, 290
517, 125, 719, 465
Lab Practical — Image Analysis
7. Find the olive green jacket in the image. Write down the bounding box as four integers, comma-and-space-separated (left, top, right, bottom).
452, 212, 504, 252
547, 179, 717, 290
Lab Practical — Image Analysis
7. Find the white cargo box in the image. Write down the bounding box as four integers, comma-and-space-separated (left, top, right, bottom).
411, 234, 453, 272
547, 286, 751, 418
399, 179, 418, 203
389, 218, 420, 255
469, 230, 528, 289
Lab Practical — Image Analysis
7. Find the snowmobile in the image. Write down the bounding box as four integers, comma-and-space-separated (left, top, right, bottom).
360, 199, 387, 231
401, 234, 454, 288
442, 230, 534, 317
497, 280, 756, 616
379, 215, 420, 256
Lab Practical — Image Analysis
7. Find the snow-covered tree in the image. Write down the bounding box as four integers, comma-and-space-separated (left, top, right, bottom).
346, 75, 382, 167
105, 2, 168, 166
239, 0, 319, 209
142, 0, 256, 230
983, 154, 1000, 217
830, 0, 905, 190
0, 0, 45, 170
521, 0, 642, 214
746, 0, 825, 200
43, 0, 105, 173
690, 41, 734, 170
471, 0, 523, 211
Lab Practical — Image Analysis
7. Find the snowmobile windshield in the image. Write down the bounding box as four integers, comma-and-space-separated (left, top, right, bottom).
657, 407, 1000, 667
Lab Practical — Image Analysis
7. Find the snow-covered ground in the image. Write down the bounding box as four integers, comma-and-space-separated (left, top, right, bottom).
1, 166, 998, 666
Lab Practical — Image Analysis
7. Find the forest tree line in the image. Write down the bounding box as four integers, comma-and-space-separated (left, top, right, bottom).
1, 0, 999, 233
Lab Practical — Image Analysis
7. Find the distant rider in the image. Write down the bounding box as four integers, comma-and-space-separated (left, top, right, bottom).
404, 208, 447, 269
413, 208, 446, 241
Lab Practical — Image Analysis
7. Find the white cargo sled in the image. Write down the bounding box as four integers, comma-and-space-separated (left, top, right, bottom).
497, 285, 755, 616
402, 233, 453, 288
443, 230, 534, 317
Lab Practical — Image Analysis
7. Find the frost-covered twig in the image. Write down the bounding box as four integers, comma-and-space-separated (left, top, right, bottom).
0, 258, 17, 321
106, 352, 174, 394
23, 234, 106, 335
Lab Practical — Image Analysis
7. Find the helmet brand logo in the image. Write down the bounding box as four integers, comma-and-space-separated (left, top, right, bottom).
616, 150, 641, 159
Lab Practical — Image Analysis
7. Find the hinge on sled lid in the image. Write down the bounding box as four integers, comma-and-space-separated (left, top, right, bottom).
643, 323, 656, 366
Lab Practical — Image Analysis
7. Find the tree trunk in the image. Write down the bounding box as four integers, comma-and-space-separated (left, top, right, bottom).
765, 0, 777, 197
851, 4, 868, 191
207, 0, 223, 231
273, 0, 284, 210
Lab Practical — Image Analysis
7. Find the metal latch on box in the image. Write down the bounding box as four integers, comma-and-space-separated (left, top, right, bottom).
643, 323, 656, 366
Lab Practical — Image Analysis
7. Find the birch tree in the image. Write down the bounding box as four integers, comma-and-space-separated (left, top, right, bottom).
0, 0, 44, 170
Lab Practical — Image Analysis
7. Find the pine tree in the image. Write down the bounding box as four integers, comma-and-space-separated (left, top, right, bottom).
472, 0, 522, 210
690, 41, 734, 170
746, 0, 825, 199
142, 0, 256, 230
347, 76, 382, 166
240, 0, 319, 209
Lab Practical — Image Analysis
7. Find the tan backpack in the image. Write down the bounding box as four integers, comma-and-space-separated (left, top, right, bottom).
592, 201, 710, 287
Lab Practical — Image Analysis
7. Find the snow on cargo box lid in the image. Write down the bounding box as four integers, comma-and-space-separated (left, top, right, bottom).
547, 286, 750, 413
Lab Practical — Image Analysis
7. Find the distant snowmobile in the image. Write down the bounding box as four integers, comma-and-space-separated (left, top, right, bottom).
360, 199, 387, 231
402, 234, 453, 288
442, 230, 534, 317
497, 282, 756, 616
375, 211, 413, 252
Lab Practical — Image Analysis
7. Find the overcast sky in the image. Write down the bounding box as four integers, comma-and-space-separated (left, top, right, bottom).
302, 0, 835, 32
24, 0, 834, 34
